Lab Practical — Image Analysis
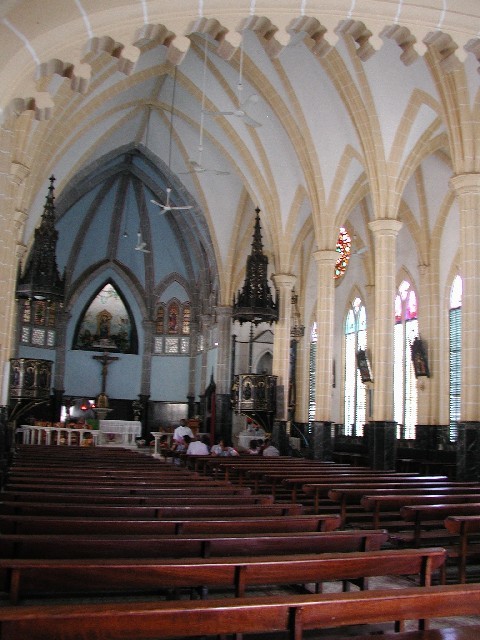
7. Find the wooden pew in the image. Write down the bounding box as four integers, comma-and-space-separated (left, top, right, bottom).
0, 512, 341, 535
444, 515, 480, 583
4, 483, 251, 496
303, 480, 467, 514
256, 472, 428, 500
397, 503, 480, 547
0, 529, 389, 561
1, 583, 480, 639
0, 491, 270, 506
327, 486, 480, 527
0, 501, 303, 527
0, 547, 446, 604
360, 494, 480, 530
0, 498, 285, 518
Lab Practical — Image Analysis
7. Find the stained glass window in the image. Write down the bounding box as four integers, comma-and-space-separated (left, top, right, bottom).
334, 227, 351, 279
167, 302, 179, 334
154, 300, 191, 354
182, 305, 191, 335
155, 306, 165, 334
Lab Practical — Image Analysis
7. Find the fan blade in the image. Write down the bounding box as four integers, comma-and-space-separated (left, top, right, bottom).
242, 114, 262, 128
204, 109, 235, 117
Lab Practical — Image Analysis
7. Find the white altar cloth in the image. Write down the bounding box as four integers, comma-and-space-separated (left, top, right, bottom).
99, 420, 142, 446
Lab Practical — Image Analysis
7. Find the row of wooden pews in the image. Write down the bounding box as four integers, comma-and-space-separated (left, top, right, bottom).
0, 445, 479, 639
193, 454, 480, 583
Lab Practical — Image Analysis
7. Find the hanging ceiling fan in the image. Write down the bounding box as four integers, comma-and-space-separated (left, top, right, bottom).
182, 38, 230, 176
151, 187, 192, 213
204, 34, 262, 128
134, 231, 150, 253
150, 66, 193, 212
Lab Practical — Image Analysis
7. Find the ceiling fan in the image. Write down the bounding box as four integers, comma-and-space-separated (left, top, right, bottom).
134, 231, 150, 253
150, 66, 193, 212
182, 38, 230, 176
204, 34, 262, 128
151, 187, 192, 213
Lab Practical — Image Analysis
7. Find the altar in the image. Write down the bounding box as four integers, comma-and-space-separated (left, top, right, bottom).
99, 420, 142, 447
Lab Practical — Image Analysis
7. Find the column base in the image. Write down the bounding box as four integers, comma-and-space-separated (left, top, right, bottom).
364, 421, 397, 470
310, 421, 333, 461
456, 421, 480, 481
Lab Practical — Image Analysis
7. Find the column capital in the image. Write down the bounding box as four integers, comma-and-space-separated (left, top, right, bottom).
368, 218, 403, 236
215, 305, 232, 320
450, 173, 480, 195
313, 249, 338, 266
272, 273, 296, 289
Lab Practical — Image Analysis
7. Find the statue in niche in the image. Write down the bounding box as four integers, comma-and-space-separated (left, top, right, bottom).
97, 310, 112, 339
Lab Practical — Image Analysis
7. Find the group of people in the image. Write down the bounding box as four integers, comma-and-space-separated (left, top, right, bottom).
155, 418, 279, 457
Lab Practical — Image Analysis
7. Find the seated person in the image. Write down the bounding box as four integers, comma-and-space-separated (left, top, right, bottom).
248, 439, 260, 455
172, 418, 194, 444
210, 438, 239, 457
262, 438, 280, 457
186, 434, 210, 456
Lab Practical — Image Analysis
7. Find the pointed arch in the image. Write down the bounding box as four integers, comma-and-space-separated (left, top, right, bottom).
72, 279, 138, 354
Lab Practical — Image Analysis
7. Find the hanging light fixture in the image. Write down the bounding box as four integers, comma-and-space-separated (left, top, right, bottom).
232, 207, 278, 326
16, 176, 65, 303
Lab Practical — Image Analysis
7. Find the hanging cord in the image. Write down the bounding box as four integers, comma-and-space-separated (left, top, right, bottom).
168, 66, 178, 171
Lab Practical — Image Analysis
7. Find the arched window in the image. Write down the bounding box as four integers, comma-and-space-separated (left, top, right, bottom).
73, 282, 136, 353
393, 280, 418, 439
344, 298, 367, 436
449, 275, 462, 441
308, 323, 317, 423
154, 299, 191, 355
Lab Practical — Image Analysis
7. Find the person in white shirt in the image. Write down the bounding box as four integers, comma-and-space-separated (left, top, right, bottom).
172, 419, 194, 443
262, 438, 280, 456
210, 439, 239, 457
186, 435, 210, 455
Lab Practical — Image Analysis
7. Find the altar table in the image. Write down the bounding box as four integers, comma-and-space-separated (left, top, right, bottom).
99, 420, 142, 446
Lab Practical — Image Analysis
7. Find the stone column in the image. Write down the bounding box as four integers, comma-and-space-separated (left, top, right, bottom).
215, 305, 233, 442
271, 274, 296, 421
450, 174, 480, 480
311, 250, 337, 459
366, 219, 402, 469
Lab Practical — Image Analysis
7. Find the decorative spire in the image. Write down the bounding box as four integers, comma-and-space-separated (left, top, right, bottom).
232, 207, 278, 325
16, 175, 65, 302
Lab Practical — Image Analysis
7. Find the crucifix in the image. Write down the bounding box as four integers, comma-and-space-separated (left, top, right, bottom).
92, 351, 119, 395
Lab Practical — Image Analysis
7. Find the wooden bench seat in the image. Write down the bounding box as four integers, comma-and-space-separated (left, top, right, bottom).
258, 472, 428, 500
0, 547, 446, 604
0, 583, 479, 639
360, 494, 480, 529
327, 486, 480, 527
0, 490, 267, 506
0, 497, 280, 518
0, 502, 304, 529
4, 483, 250, 496
0, 528, 387, 560
0, 512, 341, 535
303, 481, 465, 514
444, 515, 480, 583
397, 503, 480, 547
